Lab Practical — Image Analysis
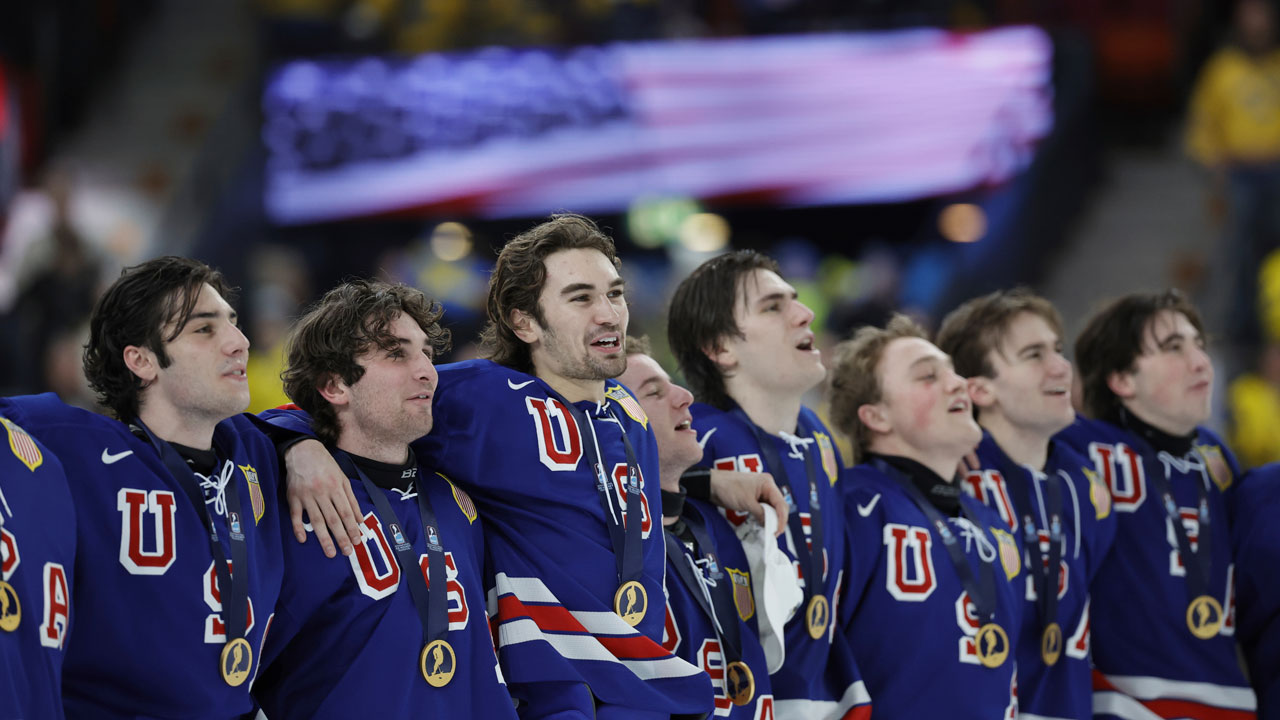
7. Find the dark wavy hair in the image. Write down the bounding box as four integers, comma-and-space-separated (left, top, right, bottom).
1075, 289, 1205, 424
478, 214, 620, 373
282, 279, 450, 446
84, 256, 235, 421
667, 250, 780, 409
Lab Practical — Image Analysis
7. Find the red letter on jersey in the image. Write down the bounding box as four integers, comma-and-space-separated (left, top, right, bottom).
1088, 443, 1144, 512
117, 488, 177, 575
350, 511, 401, 600
39, 562, 69, 650
526, 397, 582, 471
202, 559, 256, 643
883, 523, 936, 601
0, 527, 17, 580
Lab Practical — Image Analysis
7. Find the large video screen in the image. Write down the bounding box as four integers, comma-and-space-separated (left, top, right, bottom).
263, 27, 1052, 224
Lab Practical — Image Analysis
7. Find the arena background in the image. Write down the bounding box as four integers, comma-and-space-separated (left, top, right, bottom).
0, 0, 1273, 465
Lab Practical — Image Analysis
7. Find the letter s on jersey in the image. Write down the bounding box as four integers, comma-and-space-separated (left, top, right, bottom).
203, 559, 256, 643
117, 488, 177, 575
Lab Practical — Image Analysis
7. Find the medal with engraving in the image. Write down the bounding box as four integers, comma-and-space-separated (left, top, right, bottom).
134, 420, 252, 687
734, 409, 829, 641
876, 458, 1010, 669
337, 452, 453, 686
1001, 459, 1066, 666
549, 388, 649, 626
665, 507, 755, 706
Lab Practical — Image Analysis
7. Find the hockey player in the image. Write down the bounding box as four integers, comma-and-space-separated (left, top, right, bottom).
936, 289, 1117, 720
282, 215, 804, 717
668, 250, 865, 720
249, 280, 518, 718
619, 335, 775, 720
1233, 463, 1280, 718
0, 413, 74, 719
1057, 290, 1256, 718
0, 257, 287, 718
827, 315, 1022, 719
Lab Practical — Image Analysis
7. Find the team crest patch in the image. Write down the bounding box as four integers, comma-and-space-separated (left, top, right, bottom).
1, 417, 41, 472
1084, 467, 1112, 519
605, 385, 648, 430
991, 527, 1020, 580
1194, 444, 1234, 492
813, 432, 838, 484
446, 474, 477, 524
240, 464, 264, 525
728, 568, 754, 621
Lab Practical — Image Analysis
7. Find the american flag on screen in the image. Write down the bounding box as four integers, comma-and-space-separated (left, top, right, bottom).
264, 27, 1052, 224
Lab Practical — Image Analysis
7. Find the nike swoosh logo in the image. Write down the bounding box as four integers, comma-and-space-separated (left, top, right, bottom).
102, 449, 134, 465
696, 427, 717, 450
507, 378, 535, 390
856, 493, 881, 517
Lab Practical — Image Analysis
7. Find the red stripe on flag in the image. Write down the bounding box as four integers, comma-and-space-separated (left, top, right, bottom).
497, 593, 670, 660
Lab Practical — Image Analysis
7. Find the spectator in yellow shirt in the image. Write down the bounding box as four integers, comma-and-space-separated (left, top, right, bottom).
1186, 0, 1280, 350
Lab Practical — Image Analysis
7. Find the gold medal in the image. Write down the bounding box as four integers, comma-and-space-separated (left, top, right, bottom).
974, 623, 1009, 668
219, 637, 253, 687
421, 639, 456, 687
724, 660, 756, 706
805, 595, 829, 639
614, 580, 648, 626
0, 581, 19, 632
1041, 622, 1063, 666
1186, 595, 1224, 639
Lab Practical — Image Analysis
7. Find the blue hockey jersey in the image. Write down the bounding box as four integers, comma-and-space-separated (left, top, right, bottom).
1232, 464, 1280, 719
0, 413, 75, 720
966, 431, 1117, 720
0, 393, 285, 720
253, 407, 516, 719
1056, 415, 1255, 719
662, 497, 774, 720
690, 403, 864, 720
413, 359, 712, 718
836, 460, 1023, 720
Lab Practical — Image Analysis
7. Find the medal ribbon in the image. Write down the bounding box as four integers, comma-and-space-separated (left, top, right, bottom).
335, 452, 448, 645
1142, 450, 1214, 606
134, 420, 249, 647
733, 409, 826, 604
999, 458, 1065, 637
549, 389, 645, 588
663, 508, 746, 667
875, 458, 999, 624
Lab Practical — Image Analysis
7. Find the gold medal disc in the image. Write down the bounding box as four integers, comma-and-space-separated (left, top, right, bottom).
219, 637, 253, 687
0, 581, 19, 632
614, 581, 648, 626
725, 660, 756, 706
805, 595, 829, 639
1186, 595, 1224, 639
421, 639, 456, 687
974, 623, 1009, 668
1041, 622, 1063, 666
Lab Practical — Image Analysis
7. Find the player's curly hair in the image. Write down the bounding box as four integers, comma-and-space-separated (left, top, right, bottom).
1075, 289, 1205, 425
478, 214, 621, 373
667, 250, 781, 410
282, 279, 450, 446
936, 287, 1065, 380
84, 256, 236, 421
827, 314, 929, 464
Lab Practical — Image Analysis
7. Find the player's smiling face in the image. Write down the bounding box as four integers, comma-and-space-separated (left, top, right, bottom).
1110, 310, 1213, 436
975, 311, 1075, 437
873, 336, 980, 461
139, 283, 250, 429
715, 269, 825, 397
335, 312, 437, 460
521, 248, 628, 401
618, 352, 700, 485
